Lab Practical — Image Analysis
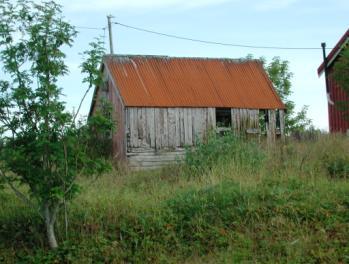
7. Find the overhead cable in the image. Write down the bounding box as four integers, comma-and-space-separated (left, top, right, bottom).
75, 26, 106, 31
114, 21, 332, 51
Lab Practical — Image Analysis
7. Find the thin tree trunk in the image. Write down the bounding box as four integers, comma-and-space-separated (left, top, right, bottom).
46, 221, 58, 249
44, 203, 58, 249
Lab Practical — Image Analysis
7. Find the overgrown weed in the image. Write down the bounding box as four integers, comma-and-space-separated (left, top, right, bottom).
1, 134, 349, 263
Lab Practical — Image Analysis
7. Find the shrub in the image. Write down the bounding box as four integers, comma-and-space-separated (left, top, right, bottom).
324, 155, 349, 179
184, 132, 265, 177
321, 136, 349, 179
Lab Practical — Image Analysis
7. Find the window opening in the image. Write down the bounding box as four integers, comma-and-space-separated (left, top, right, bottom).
216, 108, 232, 127
259, 110, 268, 133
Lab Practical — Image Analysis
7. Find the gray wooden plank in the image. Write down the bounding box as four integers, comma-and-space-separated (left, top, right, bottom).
162, 108, 169, 148
154, 108, 161, 150
279, 109, 285, 141
146, 108, 155, 148
127, 147, 186, 154
194, 108, 205, 141
186, 108, 193, 145
137, 108, 145, 146
242, 109, 247, 132
183, 108, 189, 145
248, 109, 258, 129
231, 108, 240, 133
129, 108, 138, 148
167, 108, 176, 148
174, 108, 180, 147
179, 108, 185, 146
267, 110, 276, 144
129, 155, 185, 162
253, 110, 259, 129
125, 108, 130, 150
207, 108, 216, 131
200, 108, 207, 139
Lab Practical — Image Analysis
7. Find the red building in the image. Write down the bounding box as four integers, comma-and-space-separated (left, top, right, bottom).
318, 29, 349, 134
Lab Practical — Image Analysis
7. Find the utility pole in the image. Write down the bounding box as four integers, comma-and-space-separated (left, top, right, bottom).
107, 15, 114, 54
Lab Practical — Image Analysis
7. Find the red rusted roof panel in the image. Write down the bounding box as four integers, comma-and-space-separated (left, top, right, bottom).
105, 55, 285, 109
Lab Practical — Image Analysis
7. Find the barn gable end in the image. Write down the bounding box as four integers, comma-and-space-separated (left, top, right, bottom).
318, 28, 349, 134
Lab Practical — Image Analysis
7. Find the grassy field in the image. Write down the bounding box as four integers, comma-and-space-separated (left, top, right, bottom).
0, 134, 349, 263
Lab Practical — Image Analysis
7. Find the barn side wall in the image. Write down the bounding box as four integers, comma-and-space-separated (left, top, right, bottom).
125, 107, 216, 168
328, 69, 349, 133
126, 107, 215, 169
125, 107, 282, 169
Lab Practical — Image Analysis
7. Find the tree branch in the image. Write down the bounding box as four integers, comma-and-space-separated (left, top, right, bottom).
0, 169, 43, 219
73, 85, 93, 124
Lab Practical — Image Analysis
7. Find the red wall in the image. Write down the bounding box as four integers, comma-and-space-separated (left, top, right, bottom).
328, 68, 349, 133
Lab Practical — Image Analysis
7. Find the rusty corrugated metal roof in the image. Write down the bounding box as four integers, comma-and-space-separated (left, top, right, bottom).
105, 55, 285, 109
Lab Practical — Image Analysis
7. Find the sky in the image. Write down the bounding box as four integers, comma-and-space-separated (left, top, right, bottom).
46, 0, 349, 130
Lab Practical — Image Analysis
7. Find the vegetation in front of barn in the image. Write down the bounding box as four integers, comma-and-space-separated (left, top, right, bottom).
1, 134, 349, 263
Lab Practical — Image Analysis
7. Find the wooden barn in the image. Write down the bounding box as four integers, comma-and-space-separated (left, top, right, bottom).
318, 28, 349, 134
89, 55, 285, 169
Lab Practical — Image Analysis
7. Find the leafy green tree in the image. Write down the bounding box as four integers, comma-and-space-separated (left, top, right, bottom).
0, 0, 113, 249
333, 46, 349, 120
264, 57, 312, 134
246, 55, 313, 134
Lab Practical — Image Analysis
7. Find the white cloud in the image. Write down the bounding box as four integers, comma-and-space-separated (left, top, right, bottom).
61, 0, 231, 12
254, 0, 300, 11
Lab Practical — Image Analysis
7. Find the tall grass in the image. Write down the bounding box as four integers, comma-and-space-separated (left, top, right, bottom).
184, 133, 265, 178
0, 134, 349, 263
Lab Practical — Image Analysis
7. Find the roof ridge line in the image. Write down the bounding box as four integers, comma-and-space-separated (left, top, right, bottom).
104, 54, 261, 62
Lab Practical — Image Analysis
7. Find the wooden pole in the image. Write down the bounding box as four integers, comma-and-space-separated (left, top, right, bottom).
107, 15, 114, 54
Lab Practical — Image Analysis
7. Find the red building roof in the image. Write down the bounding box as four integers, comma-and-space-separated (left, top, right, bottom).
104, 55, 285, 109
318, 28, 349, 75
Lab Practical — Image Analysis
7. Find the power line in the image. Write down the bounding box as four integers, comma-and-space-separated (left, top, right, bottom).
75, 26, 106, 31
114, 21, 333, 51
74, 25, 108, 49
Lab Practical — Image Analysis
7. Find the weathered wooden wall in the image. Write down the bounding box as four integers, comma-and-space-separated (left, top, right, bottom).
127, 148, 186, 170
126, 107, 216, 151
230, 108, 283, 142
126, 107, 215, 169
125, 107, 284, 169
231, 109, 259, 133
109, 78, 126, 160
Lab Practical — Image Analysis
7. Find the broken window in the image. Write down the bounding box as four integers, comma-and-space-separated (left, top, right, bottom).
259, 110, 268, 133
216, 108, 232, 127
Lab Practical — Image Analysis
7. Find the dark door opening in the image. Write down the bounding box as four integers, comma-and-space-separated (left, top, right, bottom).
216, 108, 232, 128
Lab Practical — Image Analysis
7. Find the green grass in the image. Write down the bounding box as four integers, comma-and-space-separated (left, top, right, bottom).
1, 134, 349, 263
